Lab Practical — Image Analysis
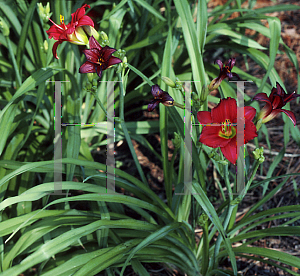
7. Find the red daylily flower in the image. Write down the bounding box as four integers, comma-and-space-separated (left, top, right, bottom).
253, 82, 300, 126
79, 36, 122, 79
46, 4, 94, 59
197, 98, 257, 164
148, 85, 174, 111
208, 58, 239, 90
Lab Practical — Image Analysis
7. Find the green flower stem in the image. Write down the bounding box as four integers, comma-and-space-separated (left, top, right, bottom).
89, 88, 115, 123
169, 147, 178, 170
223, 162, 233, 201
212, 203, 235, 270
5, 36, 22, 88
169, 147, 179, 185
201, 222, 209, 275
240, 159, 261, 200
210, 161, 235, 270
160, 104, 172, 206
117, 73, 148, 186
173, 102, 185, 109
222, 158, 261, 263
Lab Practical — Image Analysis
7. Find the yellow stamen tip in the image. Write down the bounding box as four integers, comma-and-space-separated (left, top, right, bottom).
60, 15, 64, 24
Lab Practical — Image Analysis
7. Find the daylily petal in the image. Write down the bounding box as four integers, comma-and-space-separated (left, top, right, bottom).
78, 15, 94, 27
227, 58, 236, 70
89, 35, 102, 51
253, 93, 271, 103
215, 60, 223, 69
148, 100, 160, 112
231, 72, 240, 79
212, 97, 237, 123
52, 40, 63, 59
161, 93, 174, 104
102, 46, 117, 62
200, 126, 231, 148
244, 120, 258, 143
46, 24, 65, 40
79, 61, 96, 73
197, 111, 212, 125
82, 48, 100, 63
108, 56, 122, 67
279, 109, 297, 126
95, 65, 102, 78
151, 84, 163, 98
244, 106, 256, 121
221, 139, 237, 164
275, 82, 284, 97
72, 4, 91, 22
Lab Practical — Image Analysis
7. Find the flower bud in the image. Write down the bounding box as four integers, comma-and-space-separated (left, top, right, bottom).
86, 81, 92, 90
83, 25, 100, 41
43, 40, 48, 52
197, 213, 208, 226
68, 26, 89, 45
0, 17, 9, 36
114, 49, 126, 60
99, 31, 109, 46
92, 78, 98, 87
253, 147, 264, 163
172, 132, 181, 149
174, 78, 183, 91
37, 3, 52, 24
100, 31, 108, 41
162, 77, 176, 88
200, 85, 209, 103
87, 73, 96, 83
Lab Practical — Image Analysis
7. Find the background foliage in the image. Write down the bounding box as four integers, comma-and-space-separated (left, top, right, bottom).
0, 0, 300, 275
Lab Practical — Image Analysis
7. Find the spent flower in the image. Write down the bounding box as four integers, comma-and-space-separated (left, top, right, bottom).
147, 84, 187, 111
253, 82, 300, 126
208, 58, 239, 91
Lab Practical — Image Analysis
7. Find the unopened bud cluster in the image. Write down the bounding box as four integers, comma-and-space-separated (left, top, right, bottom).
37, 3, 52, 24
0, 17, 9, 36
171, 132, 181, 149
99, 31, 109, 47
253, 147, 265, 163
